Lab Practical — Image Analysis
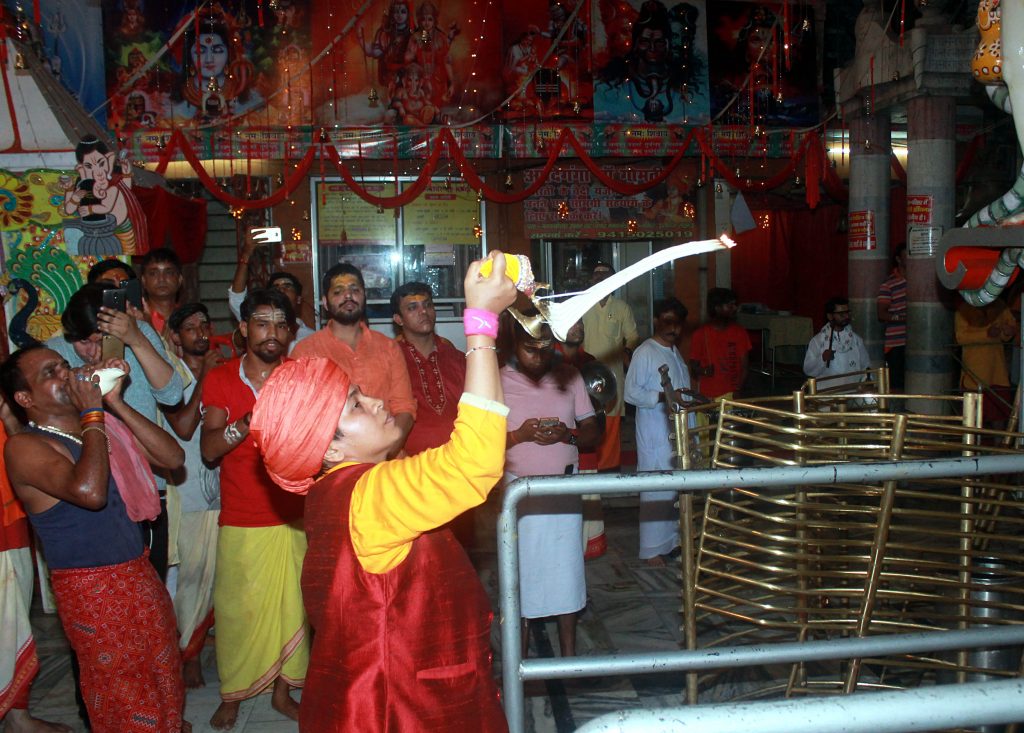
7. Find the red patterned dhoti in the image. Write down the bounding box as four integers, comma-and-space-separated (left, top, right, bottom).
50, 554, 184, 733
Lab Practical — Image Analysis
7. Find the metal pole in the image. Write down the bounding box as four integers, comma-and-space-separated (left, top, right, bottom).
519, 626, 1024, 680
574, 678, 1024, 733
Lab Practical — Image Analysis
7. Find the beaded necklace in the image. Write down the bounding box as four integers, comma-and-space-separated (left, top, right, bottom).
403, 340, 447, 415
29, 421, 81, 444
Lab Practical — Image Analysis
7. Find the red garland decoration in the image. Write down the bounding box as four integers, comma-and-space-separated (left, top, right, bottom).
152, 126, 859, 211
156, 129, 316, 208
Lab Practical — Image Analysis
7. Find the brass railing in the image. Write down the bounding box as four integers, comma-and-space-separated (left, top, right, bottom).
673, 371, 1024, 710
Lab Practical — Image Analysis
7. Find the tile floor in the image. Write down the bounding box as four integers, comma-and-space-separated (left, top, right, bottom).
25, 500, 701, 733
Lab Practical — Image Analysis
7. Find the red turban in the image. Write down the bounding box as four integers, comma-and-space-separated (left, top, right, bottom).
250, 358, 350, 495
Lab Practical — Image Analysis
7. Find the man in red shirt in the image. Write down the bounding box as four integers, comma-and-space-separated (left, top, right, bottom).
689, 288, 752, 399
292, 263, 416, 456
200, 289, 308, 730
390, 282, 465, 456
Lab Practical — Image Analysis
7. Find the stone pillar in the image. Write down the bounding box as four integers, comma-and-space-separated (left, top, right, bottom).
847, 110, 891, 363
905, 95, 956, 413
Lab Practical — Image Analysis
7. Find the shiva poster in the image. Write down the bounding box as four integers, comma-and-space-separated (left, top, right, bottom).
498, 0, 594, 122
103, 0, 313, 131
707, 1, 818, 127
309, 0, 504, 127
592, 0, 710, 125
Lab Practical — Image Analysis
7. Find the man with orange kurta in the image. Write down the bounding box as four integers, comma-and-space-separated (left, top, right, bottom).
291, 263, 416, 456
249, 252, 516, 732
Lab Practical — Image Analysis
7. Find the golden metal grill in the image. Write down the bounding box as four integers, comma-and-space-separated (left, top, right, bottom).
672, 372, 1024, 710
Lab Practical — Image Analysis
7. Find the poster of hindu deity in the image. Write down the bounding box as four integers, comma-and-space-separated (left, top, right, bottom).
103, 0, 313, 131
498, 0, 593, 121
592, 0, 710, 125
309, 0, 504, 127
12, 0, 108, 125
707, 1, 818, 127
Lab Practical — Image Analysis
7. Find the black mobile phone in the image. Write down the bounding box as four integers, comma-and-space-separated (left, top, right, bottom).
102, 288, 126, 313
124, 278, 143, 311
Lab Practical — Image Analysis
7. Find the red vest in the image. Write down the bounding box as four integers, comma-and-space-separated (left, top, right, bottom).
299, 464, 508, 733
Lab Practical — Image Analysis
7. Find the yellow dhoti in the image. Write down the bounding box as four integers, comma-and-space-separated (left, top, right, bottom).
214, 521, 309, 700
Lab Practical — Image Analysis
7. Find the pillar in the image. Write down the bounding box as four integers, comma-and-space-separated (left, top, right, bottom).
905, 95, 956, 413
847, 110, 891, 362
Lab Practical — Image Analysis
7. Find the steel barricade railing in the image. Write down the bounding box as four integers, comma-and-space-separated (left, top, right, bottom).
573, 677, 1024, 733
497, 454, 1024, 733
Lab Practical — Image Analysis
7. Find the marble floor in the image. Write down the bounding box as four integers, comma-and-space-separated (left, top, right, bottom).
24, 499, 704, 733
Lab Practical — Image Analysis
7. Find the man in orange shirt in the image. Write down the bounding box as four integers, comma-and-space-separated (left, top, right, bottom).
292, 263, 416, 455
689, 287, 751, 399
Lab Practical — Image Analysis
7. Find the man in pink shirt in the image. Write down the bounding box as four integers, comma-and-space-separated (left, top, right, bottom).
292, 263, 416, 455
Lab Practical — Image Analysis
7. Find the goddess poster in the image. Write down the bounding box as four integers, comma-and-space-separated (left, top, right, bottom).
498, 0, 594, 122
310, 0, 505, 127
707, 1, 818, 127
592, 0, 710, 125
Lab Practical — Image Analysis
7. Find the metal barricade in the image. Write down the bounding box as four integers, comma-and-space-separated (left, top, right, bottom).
497, 454, 1024, 733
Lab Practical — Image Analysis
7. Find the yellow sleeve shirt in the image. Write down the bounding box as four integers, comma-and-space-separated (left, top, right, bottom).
347, 394, 508, 574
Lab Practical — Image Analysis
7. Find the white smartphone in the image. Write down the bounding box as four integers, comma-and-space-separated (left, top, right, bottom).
250, 226, 282, 244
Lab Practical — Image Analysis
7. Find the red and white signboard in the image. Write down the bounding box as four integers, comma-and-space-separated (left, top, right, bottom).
848, 210, 877, 251
907, 195, 933, 226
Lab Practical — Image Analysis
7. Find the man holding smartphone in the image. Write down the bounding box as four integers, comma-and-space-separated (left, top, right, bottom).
501, 315, 600, 659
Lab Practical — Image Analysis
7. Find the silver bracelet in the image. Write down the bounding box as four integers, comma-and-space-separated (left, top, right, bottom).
224, 421, 244, 445
465, 345, 498, 357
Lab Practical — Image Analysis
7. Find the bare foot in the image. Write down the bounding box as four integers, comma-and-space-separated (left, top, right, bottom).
183, 657, 205, 688
3, 709, 73, 732
270, 677, 300, 721
209, 701, 240, 730
643, 555, 666, 567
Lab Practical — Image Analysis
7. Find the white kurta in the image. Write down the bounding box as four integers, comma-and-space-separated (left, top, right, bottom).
624, 338, 692, 558
803, 324, 871, 388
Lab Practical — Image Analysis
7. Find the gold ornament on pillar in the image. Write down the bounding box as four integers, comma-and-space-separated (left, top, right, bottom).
367, 87, 380, 107
626, 219, 639, 235
557, 200, 570, 220
473, 223, 483, 239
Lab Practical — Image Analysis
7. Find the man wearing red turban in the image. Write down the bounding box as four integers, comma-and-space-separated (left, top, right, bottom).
250, 253, 516, 732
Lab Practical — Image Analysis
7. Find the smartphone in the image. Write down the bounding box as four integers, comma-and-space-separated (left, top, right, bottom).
538, 417, 560, 428
101, 334, 125, 361
102, 288, 126, 313
250, 226, 282, 244
124, 278, 143, 311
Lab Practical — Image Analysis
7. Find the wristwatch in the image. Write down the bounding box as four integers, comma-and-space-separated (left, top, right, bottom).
567, 434, 578, 447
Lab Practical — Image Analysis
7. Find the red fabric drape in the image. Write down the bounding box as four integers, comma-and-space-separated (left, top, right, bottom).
731, 204, 849, 327
133, 186, 208, 264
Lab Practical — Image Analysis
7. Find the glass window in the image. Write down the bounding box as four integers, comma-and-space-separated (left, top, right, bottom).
312, 177, 484, 322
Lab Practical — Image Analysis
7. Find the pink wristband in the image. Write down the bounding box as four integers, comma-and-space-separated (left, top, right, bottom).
464, 308, 499, 338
